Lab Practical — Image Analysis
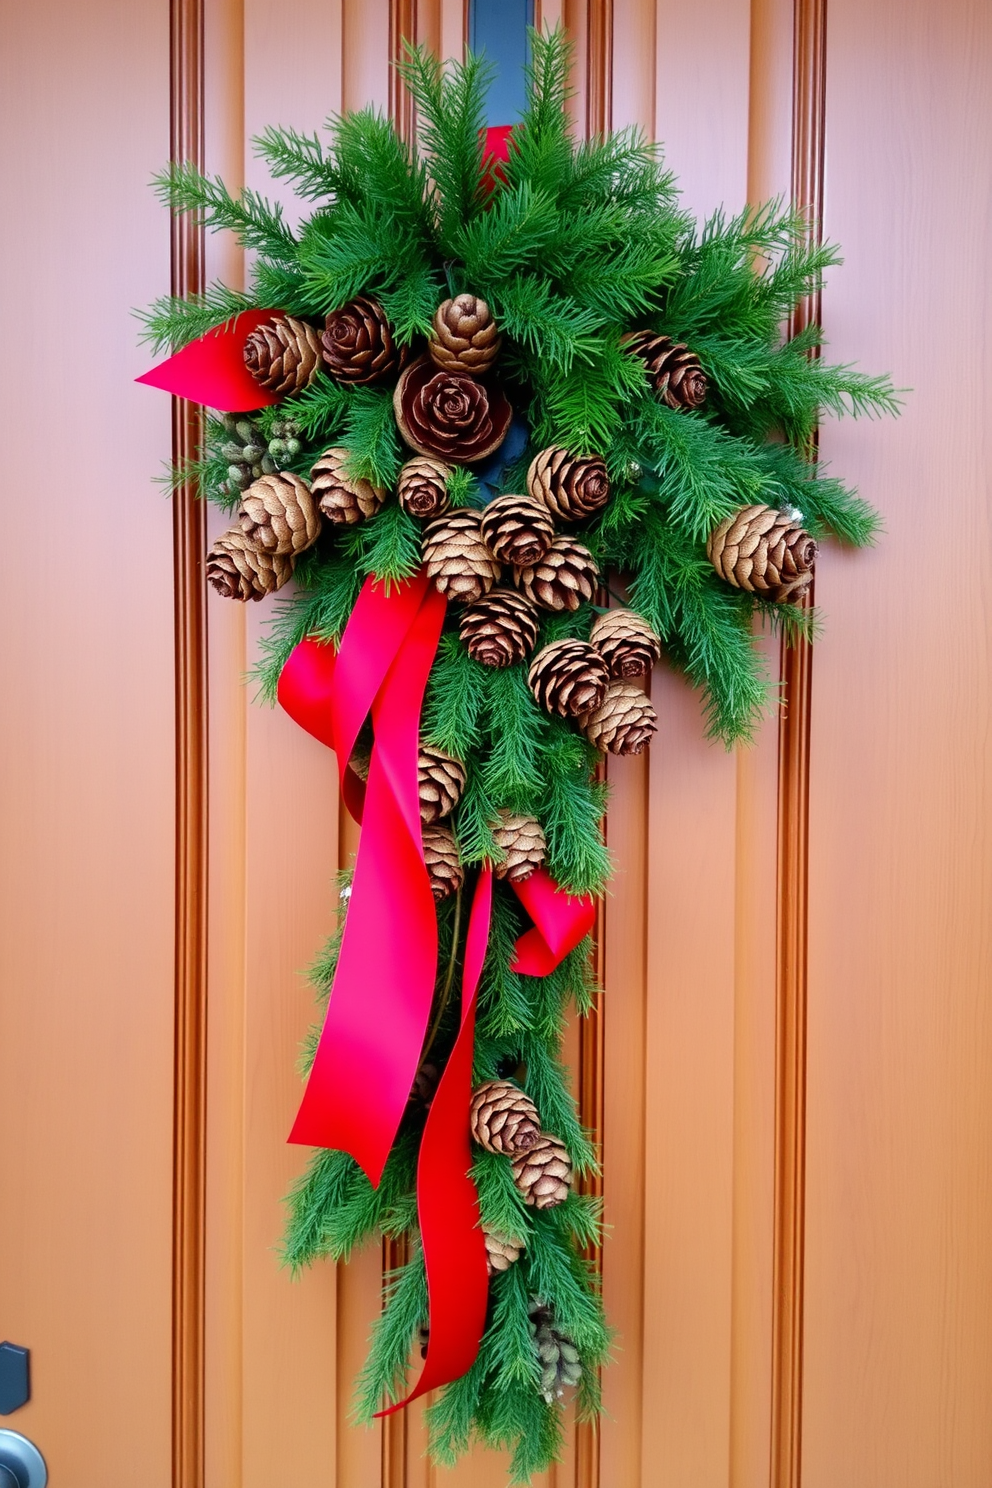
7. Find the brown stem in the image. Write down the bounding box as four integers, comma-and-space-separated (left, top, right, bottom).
419, 881, 464, 1066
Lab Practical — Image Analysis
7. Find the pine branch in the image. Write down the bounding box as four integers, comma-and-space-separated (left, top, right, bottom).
135, 283, 255, 354
153, 161, 298, 261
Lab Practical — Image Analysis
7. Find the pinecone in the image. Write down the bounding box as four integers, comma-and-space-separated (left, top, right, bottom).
321, 295, 408, 385
310, 447, 386, 525
513, 537, 600, 612
421, 509, 501, 605
394, 356, 512, 464
218, 413, 275, 494
397, 455, 452, 520
580, 681, 658, 755
528, 639, 609, 718
484, 1230, 524, 1277
428, 294, 502, 375
243, 315, 322, 395
589, 608, 662, 679
511, 1134, 573, 1209
622, 330, 708, 409
237, 472, 321, 556
526, 446, 611, 522
528, 1300, 583, 1403
422, 822, 463, 902
459, 589, 540, 668
418, 744, 466, 824
480, 494, 555, 567
206, 528, 294, 602
491, 811, 546, 883
469, 1079, 541, 1154
706, 503, 817, 603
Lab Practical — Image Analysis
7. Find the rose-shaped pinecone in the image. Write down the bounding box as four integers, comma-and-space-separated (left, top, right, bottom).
580, 681, 658, 755
622, 330, 708, 409
526, 446, 610, 522
511, 1134, 573, 1210
459, 589, 540, 668
418, 744, 466, 824
394, 356, 512, 464
706, 503, 817, 603
243, 315, 323, 395
428, 293, 502, 375
529, 639, 610, 718
310, 447, 386, 525
238, 472, 321, 556
484, 1230, 524, 1277
321, 295, 407, 385
491, 811, 546, 883
480, 494, 555, 567
422, 822, 463, 902
470, 1079, 541, 1154
513, 537, 600, 612
589, 608, 663, 679
529, 1300, 583, 1402
397, 455, 452, 520
421, 509, 501, 605
206, 528, 294, 602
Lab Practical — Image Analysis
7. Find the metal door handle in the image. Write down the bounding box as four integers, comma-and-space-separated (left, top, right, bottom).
0, 1433, 46, 1488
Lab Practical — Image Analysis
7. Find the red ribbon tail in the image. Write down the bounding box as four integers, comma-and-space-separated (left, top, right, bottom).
136, 309, 283, 411
510, 867, 596, 976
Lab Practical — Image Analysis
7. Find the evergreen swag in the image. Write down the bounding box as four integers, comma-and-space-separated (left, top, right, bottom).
142, 25, 896, 1481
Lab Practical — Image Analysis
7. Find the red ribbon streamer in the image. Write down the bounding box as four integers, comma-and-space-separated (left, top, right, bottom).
511, 868, 596, 977
136, 308, 283, 411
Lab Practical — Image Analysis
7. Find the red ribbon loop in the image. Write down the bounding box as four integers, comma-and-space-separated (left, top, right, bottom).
510, 868, 596, 976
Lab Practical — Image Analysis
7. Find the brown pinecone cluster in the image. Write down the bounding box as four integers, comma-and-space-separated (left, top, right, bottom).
622, 329, 708, 410
392, 294, 511, 465
207, 467, 323, 602
470, 1078, 574, 1226
706, 502, 817, 603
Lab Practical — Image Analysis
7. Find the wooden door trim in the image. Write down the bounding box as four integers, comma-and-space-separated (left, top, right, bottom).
170, 0, 208, 1484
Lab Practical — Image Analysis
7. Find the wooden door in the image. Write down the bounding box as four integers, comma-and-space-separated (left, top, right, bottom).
2, 1, 990, 1486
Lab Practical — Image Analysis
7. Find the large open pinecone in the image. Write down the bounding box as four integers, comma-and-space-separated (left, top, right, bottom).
243, 315, 322, 395
394, 356, 512, 464
422, 822, 463, 902
706, 503, 817, 603
480, 494, 555, 567
310, 447, 386, 525
529, 1300, 583, 1403
622, 330, 708, 409
418, 744, 466, 824
238, 472, 321, 555
581, 681, 658, 755
484, 1230, 524, 1277
491, 811, 546, 882
458, 589, 540, 668
421, 509, 501, 604
321, 295, 408, 384
513, 537, 600, 612
206, 528, 294, 601
470, 1079, 541, 1154
526, 446, 610, 521
528, 639, 609, 717
511, 1134, 573, 1209
397, 455, 452, 519
428, 294, 501, 375
589, 608, 662, 679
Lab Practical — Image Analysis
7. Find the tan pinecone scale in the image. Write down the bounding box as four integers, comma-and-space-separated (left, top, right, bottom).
206, 528, 294, 601
458, 588, 540, 668
526, 446, 610, 521
622, 330, 708, 409
238, 471, 321, 556
511, 1134, 573, 1209
310, 448, 386, 525
470, 1079, 541, 1154
418, 745, 466, 824
513, 537, 599, 612
480, 494, 555, 567
484, 1230, 524, 1276
706, 503, 817, 603
589, 608, 662, 679
581, 682, 658, 755
491, 811, 546, 883
428, 293, 501, 374
529, 639, 609, 717
422, 822, 463, 902
397, 455, 452, 519
422, 509, 501, 604
243, 315, 322, 395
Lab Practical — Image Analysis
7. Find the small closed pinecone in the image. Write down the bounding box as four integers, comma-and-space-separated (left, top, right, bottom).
243, 315, 322, 395
470, 1079, 541, 1154
511, 1134, 573, 1209
422, 822, 463, 902
394, 356, 512, 464
513, 537, 600, 612
581, 681, 658, 755
397, 455, 452, 520
484, 1230, 524, 1277
622, 330, 708, 410
422, 509, 501, 605
310, 447, 386, 525
529, 1300, 583, 1403
480, 494, 555, 567
706, 503, 817, 603
528, 640, 609, 717
418, 744, 466, 824
206, 528, 294, 601
428, 294, 501, 375
238, 472, 321, 556
526, 446, 610, 522
459, 588, 540, 668
491, 811, 546, 883
322, 295, 407, 384
589, 608, 662, 679
218, 413, 274, 493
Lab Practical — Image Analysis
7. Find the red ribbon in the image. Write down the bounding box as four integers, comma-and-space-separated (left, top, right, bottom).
136, 308, 283, 411
481, 124, 515, 197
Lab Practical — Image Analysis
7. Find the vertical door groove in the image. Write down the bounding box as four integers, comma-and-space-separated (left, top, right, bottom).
171, 0, 208, 1483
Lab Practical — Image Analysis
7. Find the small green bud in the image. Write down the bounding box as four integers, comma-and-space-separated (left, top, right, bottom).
267, 439, 286, 457
234, 420, 255, 443
285, 437, 301, 456
221, 441, 244, 461
242, 444, 263, 462
261, 454, 276, 474
227, 464, 246, 484
251, 463, 263, 479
